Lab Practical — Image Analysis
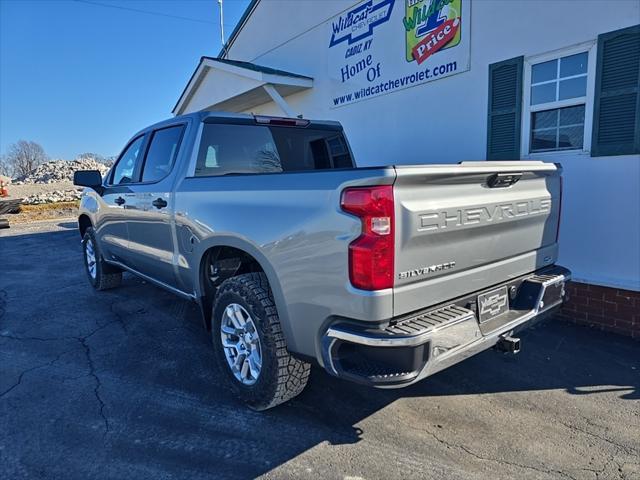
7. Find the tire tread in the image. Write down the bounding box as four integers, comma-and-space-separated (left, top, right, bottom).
213, 273, 310, 410
83, 227, 122, 291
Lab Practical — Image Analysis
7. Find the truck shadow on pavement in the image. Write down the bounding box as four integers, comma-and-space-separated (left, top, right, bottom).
1, 228, 638, 479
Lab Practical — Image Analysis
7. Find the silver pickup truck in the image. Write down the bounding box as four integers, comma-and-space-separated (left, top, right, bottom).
74, 111, 570, 410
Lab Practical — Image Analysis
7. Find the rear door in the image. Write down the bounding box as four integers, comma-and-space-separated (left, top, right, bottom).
124, 124, 186, 288
392, 161, 561, 316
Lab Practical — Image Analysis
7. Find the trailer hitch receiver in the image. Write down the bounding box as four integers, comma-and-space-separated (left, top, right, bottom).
495, 335, 521, 354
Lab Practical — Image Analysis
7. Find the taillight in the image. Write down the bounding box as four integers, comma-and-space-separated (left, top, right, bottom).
341, 185, 394, 290
556, 176, 563, 243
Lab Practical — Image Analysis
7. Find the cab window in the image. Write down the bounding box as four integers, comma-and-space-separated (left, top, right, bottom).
194, 124, 354, 177
110, 135, 145, 185
141, 125, 184, 183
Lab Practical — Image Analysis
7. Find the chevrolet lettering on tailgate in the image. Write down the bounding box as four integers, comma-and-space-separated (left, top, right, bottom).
419, 198, 552, 232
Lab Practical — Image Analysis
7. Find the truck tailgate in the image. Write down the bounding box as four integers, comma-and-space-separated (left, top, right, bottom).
393, 161, 561, 317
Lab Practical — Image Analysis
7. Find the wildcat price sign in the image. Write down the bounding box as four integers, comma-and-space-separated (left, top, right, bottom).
328, 0, 470, 108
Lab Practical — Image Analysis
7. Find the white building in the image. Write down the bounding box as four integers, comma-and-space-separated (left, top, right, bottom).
173, 0, 640, 331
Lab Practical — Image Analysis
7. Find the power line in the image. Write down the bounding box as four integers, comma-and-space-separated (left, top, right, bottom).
72, 0, 222, 26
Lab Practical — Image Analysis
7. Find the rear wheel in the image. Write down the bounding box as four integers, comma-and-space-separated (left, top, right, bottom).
211, 273, 310, 410
82, 227, 122, 290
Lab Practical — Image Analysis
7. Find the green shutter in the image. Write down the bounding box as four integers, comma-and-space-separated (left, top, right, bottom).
487, 56, 523, 160
591, 24, 640, 157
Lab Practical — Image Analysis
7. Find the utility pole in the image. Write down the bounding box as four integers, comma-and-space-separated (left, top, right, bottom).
218, 0, 225, 48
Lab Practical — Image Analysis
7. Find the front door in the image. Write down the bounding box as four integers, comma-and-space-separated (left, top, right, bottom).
95, 135, 146, 265
124, 124, 185, 288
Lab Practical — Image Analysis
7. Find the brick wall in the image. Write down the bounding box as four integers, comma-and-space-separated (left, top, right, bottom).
558, 281, 640, 339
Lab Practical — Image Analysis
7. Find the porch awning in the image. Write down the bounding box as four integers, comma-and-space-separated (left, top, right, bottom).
172, 57, 313, 117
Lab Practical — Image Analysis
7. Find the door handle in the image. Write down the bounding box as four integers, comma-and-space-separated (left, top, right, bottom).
152, 198, 168, 209
114, 197, 125, 206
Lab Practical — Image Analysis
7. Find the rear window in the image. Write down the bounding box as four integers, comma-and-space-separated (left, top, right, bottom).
194, 124, 353, 177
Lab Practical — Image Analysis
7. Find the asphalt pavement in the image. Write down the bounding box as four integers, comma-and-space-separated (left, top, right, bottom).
1, 220, 638, 480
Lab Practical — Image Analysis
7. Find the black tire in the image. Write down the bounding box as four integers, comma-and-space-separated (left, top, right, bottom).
82, 227, 122, 291
211, 273, 310, 410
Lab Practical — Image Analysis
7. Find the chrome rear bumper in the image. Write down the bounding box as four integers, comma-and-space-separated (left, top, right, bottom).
321, 266, 570, 387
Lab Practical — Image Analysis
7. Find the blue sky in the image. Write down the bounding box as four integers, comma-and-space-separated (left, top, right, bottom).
0, 0, 250, 159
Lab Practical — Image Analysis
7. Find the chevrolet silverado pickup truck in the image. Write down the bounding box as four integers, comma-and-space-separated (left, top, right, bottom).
74, 111, 570, 410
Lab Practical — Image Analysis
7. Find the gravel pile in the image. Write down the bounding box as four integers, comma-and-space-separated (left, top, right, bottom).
6, 158, 112, 205
22, 189, 83, 205
14, 159, 110, 184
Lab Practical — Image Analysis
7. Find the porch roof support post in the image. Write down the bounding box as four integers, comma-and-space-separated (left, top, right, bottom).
262, 83, 295, 117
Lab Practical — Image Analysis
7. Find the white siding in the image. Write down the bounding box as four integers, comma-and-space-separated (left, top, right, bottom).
206, 0, 640, 291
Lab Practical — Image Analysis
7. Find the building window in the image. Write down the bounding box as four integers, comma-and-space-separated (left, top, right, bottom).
529, 52, 588, 152
522, 45, 595, 155
531, 104, 585, 152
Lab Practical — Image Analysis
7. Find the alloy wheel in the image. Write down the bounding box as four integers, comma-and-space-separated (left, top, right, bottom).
85, 238, 97, 280
220, 303, 263, 385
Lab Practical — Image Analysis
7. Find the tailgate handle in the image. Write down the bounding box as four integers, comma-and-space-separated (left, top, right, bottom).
487, 172, 522, 188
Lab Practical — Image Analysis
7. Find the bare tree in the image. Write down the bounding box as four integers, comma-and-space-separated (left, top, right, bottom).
0, 155, 10, 177
4, 140, 48, 177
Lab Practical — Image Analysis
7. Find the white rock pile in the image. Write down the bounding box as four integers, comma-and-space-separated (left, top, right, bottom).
14, 159, 110, 184
22, 189, 83, 205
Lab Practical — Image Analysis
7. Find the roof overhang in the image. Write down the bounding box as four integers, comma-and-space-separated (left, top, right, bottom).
172, 57, 313, 116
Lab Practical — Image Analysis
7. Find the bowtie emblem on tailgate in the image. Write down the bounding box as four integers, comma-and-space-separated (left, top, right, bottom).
479, 290, 508, 317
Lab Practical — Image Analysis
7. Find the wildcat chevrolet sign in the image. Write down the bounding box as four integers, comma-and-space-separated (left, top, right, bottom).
329, 0, 470, 107
329, 0, 394, 47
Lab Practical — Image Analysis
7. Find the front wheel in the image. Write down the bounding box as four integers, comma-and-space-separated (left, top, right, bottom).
211, 273, 310, 410
82, 227, 122, 290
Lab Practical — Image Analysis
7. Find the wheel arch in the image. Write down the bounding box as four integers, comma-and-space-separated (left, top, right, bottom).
78, 214, 93, 238
194, 236, 297, 352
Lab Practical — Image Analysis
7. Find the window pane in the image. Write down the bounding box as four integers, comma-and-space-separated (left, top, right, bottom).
141, 126, 184, 182
559, 76, 587, 100
532, 109, 558, 130
327, 135, 352, 168
559, 105, 585, 126
531, 82, 556, 104
195, 125, 281, 176
328, 136, 347, 155
195, 124, 353, 176
530, 105, 585, 153
532, 59, 557, 83
271, 128, 329, 171
111, 136, 144, 185
270, 128, 354, 170
531, 130, 557, 151
560, 52, 588, 77
557, 126, 584, 149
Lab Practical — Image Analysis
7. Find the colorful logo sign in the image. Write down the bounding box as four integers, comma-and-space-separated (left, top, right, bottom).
404, 0, 462, 64
327, 0, 470, 108
329, 0, 394, 47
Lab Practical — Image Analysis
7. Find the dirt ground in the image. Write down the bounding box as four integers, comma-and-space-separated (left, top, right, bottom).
0, 181, 78, 224
1, 202, 78, 224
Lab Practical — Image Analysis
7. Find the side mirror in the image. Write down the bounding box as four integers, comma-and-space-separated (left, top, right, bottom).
74, 170, 104, 194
